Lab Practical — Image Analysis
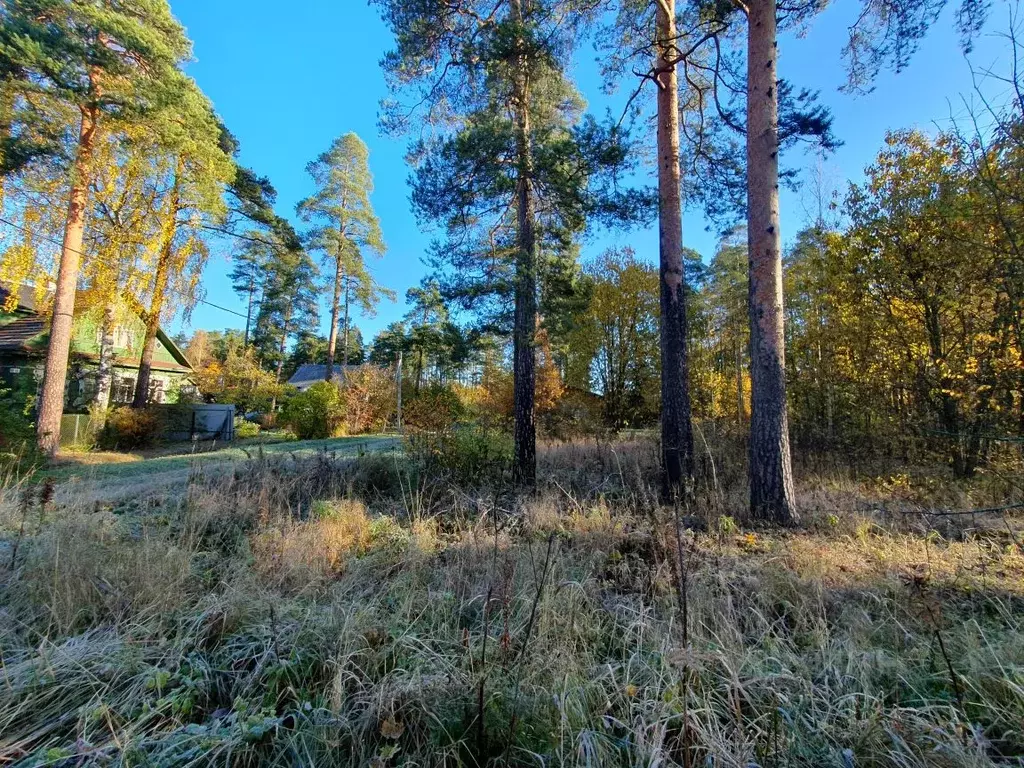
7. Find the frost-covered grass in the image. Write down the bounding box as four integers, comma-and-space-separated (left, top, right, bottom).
1, 435, 1022, 766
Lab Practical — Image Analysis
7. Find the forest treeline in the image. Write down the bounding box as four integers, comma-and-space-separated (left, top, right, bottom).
564, 125, 1024, 481
367, 122, 1024, 484
1, 0, 1020, 525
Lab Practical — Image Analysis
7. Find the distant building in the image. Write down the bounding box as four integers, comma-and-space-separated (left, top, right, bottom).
287, 363, 361, 391
0, 283, 196, 410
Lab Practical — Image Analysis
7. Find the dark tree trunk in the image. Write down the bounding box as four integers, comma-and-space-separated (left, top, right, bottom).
746, 0, 796, 523
923, 300, 970, 476
37, 96, 99, 455
0, 81, 13, 210
511, 0, 537, 487
270, 312, 291, 414
416, 347, 424, 394
243, 273, 256, 347
655, 0, 695, 500
735, 337, 745, 425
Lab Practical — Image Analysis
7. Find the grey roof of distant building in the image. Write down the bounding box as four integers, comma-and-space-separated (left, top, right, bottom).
287, 363, 360, 388
0, 284, 47, 353
0, 282, 44, 313
0, 316, 47, 352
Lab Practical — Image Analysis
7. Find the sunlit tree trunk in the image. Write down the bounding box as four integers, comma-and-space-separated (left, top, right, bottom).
37, 97, 99, 455
342, 277, 351, 373
93, 301, 116, 422
656, 0, 695, 499
325, 237, 345, 380
746, 0, 796, 523
511, 0, 538, 487
270, 310, 291, 414
133, 157, 183, 408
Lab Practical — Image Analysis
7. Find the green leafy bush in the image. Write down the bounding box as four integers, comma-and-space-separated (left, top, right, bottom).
97, 407, 163, 450
234, 417, 260, 439
406, 425, 512, 486
403, 384, 466, 433
0, 379, 41, 469
283, 382, 347, 440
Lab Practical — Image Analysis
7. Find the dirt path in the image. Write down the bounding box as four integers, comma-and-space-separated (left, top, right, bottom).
38, 435, 401, 507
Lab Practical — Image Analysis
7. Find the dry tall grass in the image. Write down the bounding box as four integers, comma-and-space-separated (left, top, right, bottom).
1, 434, 1022, 766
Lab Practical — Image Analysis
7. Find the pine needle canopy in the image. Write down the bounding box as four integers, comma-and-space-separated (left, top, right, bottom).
0, 0, 192, 119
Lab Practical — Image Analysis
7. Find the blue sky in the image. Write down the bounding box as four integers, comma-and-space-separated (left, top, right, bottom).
168, 0, 1013, 341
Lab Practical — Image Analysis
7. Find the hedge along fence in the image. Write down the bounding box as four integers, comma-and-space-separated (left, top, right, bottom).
60, 404, 235, 448
60, 413, 98, 447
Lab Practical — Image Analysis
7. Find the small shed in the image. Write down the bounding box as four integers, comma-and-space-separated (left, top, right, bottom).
159, 404, 236, 441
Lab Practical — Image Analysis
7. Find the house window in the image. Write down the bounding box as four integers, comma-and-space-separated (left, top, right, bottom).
178, 382, 199, 402
112, 376, 136, 404
101, 326, 134, 352
149, 378, 165, 404
95, 326, 132, 350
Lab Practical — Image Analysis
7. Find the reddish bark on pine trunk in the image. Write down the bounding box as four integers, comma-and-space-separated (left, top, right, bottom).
326, 253, 343, 380
37, 100, 99, 455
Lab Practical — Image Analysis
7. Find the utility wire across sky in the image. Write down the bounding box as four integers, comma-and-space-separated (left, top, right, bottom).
0, 215, 249, 319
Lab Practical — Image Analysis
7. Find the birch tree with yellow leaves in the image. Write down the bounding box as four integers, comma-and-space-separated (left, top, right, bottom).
789, 130, 1024, 476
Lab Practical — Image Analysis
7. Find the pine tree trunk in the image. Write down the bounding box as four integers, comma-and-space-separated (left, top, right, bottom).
746, 0, 796, 523
326, 253, 343, 380
133, 158, 182, 408
243, 274, 255, 346
37, 100, 99, 455
342, 278, 351, 376
395, 350, 403, 433
511, 0, 537, 487
655, 0, 696, 500
276, 320, 288, 383
270, 313, 291, 413
735, 337, 745, 425
93, 301, 116, 423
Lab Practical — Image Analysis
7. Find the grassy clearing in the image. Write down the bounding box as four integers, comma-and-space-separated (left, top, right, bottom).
0, 434, 1022, 766
39, 434, 400, 484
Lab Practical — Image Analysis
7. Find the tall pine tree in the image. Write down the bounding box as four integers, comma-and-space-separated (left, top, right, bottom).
252, 240, 319, 402
296, 133, 389, 381
0, 0, 194, 453
375, 0, 642, 484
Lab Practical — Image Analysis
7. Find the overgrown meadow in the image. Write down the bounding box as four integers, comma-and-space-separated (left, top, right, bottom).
2, 432, 1022, 767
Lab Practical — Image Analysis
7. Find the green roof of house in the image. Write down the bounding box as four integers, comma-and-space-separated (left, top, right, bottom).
0, 283, 194, 373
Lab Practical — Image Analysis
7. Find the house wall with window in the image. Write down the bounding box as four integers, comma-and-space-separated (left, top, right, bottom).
0, 285, 196, 411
